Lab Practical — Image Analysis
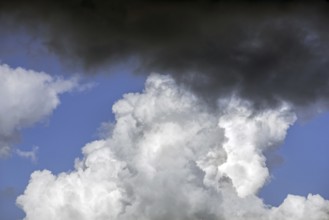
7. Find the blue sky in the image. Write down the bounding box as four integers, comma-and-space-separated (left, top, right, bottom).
0, 30, 329, 220
0, 31, 147, 219
259, 112, 329, 206
0, 72, 145, 219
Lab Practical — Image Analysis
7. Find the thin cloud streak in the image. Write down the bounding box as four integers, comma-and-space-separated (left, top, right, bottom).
16, 146, 39, 163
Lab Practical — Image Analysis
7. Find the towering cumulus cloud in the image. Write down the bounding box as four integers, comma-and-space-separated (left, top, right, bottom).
17, 74, 329, 220
0, 64, 77, 157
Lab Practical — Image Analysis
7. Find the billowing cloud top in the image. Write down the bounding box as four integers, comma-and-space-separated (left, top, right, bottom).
0, 64, 77, 157
17, 74, 329, 220
2, 0, 329, 108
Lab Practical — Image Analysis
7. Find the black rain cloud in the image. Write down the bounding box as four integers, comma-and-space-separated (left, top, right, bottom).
2, 0, 329, 108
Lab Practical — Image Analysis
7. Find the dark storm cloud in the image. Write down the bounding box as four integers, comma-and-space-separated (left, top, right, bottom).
1, 0, 329, 107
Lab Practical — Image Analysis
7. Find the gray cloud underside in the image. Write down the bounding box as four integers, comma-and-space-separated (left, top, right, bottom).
2, 0, 329, 108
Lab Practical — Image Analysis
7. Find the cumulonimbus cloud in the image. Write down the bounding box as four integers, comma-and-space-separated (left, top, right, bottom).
0, 64, 78, 157
17, 74, 329, 220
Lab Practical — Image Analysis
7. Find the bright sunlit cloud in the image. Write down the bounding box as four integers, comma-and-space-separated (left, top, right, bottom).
17, 74, 329, 220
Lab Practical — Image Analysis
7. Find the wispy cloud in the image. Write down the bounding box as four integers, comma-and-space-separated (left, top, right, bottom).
16, 146, 39, 163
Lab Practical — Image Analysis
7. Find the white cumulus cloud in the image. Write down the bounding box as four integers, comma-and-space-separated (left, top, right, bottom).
0, 64, 78, 157
17, 74, 329, 220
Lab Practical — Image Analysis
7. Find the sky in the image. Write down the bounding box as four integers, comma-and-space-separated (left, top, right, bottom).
0, 1, 329, 220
